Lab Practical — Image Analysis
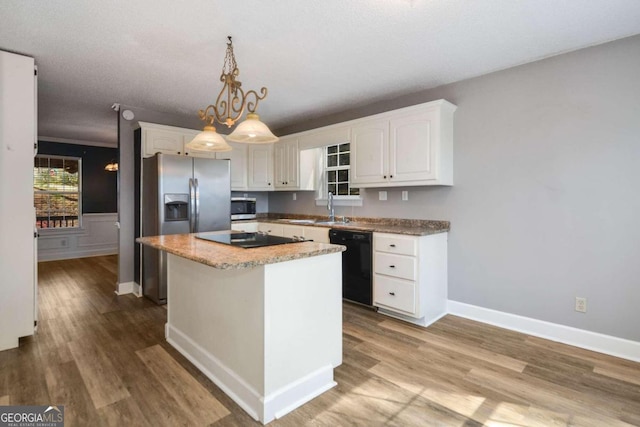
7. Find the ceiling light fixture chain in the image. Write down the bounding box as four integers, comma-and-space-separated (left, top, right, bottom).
198, 36, 268, 129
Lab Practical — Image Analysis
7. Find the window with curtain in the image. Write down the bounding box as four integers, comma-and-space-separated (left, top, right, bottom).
34, 155, 82, 229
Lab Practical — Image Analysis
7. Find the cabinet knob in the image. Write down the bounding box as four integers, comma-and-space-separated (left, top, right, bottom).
389, 292, 395, 296
390, 175, 393, 178
178, 151, 181, 155
383, 175, 387, 179
268, 182, 271, 186
389, 265, 395, 268
389, 244, 396, 247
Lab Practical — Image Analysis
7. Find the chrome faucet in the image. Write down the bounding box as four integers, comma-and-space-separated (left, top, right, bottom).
327, 191, 335, 222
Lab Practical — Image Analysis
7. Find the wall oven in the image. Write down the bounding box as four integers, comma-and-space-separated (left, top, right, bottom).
231, 197, 257, 220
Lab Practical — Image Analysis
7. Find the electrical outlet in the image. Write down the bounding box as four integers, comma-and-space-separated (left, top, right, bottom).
402, 190, 409, 201
575, 297, 587, 313
292, 193, 296, 201
379, 191, 387, 201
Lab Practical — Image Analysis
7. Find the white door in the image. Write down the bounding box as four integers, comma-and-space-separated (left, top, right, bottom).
248, 144, 274, 190
217, 142, 248, 190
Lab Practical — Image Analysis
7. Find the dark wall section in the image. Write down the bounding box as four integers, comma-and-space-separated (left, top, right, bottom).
38, 141, 118, 213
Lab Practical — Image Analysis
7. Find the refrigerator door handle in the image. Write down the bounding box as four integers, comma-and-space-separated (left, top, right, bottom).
195, 178, 200, 232
189, 178, 195, 233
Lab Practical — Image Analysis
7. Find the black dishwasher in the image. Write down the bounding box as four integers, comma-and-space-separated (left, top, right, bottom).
329, 229, 373, 306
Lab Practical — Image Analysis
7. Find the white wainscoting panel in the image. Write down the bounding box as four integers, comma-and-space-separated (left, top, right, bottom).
38, 213, 118, 261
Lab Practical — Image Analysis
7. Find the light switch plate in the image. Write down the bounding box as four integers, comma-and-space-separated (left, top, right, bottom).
379, 191, 387, 201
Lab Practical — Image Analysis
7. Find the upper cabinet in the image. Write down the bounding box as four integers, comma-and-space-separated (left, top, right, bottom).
139, 122, 214, 159
216, 142, 248, 191
351, 100, 456, 187
248, 144, 274, 190
284, 99, 456, 189
274, 136, 299, 190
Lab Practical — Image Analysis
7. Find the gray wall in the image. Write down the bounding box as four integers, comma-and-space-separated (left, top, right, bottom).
270, 35, 640, 341
118, 106, 202, 284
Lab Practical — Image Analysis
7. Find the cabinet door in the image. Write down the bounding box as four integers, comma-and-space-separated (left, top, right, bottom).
257, 222, 284, 236
273, 142, 287, 188
351, 120, 389, 185
281, 224, 305, 239
303, 226, 329, 243
274, 138, 299, 189
143, 128, 184, 157
248, 144, 274, 190
389, 111, 437, 182
216, 142, 248, 190
285, 139, 299, 188
183, 134, 217, 159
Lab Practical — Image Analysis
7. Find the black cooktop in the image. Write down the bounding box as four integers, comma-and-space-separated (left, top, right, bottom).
196, 232, 306, 248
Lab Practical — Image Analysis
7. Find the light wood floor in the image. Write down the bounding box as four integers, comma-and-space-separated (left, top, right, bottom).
1, 255, 639, 426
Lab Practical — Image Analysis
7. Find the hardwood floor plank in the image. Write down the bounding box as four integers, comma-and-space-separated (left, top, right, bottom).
67, 339, 131, 409
379, 319, 528, 373
136, 344, 230, 425
3, 255, 638, 426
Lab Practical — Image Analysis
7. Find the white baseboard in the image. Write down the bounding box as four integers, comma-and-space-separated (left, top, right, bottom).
38, 248, 117, 262
115, 281, 140, 296
377, 307, 448, 328
447, 300, 640, 363
167, 323, 337, 424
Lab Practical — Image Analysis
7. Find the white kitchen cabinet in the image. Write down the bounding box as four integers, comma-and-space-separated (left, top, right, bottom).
139, 122, 214, 159
351, 100, 456, 187
0, 51, 36, 351
373, 232, 448, 327
274, 136, 299, 190
351, 120, 389, 185
216, 142, 248, 190
248, 144, 274, 190
231, 221, 258, 232
257, 222, 330, 243
257, 222, 283, 235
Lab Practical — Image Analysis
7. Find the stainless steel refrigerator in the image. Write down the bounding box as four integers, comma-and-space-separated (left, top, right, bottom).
141, 153, 231, 304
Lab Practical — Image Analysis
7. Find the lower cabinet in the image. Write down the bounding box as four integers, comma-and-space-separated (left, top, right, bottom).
373, 232, 447, 327
256, 223, 329, 243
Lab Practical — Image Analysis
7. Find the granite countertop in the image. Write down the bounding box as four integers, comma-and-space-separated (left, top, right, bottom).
136, 232, 345, 270
239, 214, 450, 236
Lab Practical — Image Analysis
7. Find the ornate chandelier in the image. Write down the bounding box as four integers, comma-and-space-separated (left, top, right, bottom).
187, 37, 278, 152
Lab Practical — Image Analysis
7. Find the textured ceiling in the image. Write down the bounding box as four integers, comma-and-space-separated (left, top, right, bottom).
2, 0, 640, 145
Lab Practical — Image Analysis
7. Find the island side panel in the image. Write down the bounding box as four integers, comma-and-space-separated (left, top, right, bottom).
262, 252, 343, 421
166, 253, 266, 417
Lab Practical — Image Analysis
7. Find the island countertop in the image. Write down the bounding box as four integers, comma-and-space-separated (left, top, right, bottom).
137, 232, 345, 270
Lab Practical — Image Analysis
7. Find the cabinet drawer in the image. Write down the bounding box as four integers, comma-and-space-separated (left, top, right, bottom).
374, 275, 416, 314
374, 252, 416, 281
374, 234, 417, 256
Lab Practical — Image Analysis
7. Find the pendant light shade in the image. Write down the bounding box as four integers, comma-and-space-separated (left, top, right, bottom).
227, 113, 279, 143
186, 125, 232, 152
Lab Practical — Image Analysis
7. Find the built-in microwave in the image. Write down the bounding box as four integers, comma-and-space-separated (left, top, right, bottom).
231, 197, 257, 220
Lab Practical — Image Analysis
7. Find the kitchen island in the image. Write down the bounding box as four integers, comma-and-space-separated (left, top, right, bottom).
137, 233, 345, 424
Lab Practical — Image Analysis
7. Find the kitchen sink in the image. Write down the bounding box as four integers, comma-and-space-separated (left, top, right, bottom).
315, 220, 349, 226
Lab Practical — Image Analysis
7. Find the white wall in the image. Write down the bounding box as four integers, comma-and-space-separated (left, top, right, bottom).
270, 35, 640, 342
38, 213, 118, 261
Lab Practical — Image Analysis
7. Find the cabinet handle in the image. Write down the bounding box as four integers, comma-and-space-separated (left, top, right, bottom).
178, 151, 181, 155
383, 175, 387, 179
389, 292, 395, 296
268, 182, 271, 186
389, 265, 395, 268
390, 175, 393, 178
389, 244, 396, 247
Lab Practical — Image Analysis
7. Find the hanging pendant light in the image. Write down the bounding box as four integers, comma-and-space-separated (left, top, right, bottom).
193, 36, 279, 149
186, 125, 232, 152
227, 113, 278, 143
104, 160, 118, 171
